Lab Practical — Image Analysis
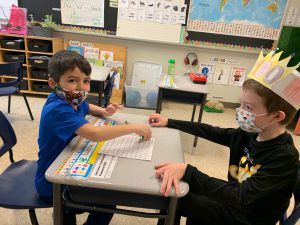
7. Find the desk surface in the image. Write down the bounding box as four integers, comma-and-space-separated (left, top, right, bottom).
46, 113, 189, 197
157, 74, 208, 94
90, 66, 111, 81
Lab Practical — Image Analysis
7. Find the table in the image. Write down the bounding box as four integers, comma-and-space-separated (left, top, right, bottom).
156, 75, 208, 149
46, 113, 189, 225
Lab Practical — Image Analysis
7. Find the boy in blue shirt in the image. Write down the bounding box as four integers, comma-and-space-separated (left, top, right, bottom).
35, 50, 152, 225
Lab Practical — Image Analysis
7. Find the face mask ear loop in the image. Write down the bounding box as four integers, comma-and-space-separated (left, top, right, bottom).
255, 112, 276, 131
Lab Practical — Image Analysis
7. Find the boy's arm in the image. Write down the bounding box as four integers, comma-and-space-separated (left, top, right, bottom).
167, 119, 237, 147
75, 123, 151, 142
88, 103, 122, 117
182, 156, 298, 206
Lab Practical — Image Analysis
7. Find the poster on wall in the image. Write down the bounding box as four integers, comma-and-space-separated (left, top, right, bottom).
199, 63, 215, 83
61, 0, 105, 27
187, 0, 288, 40
213, 64, 231, 85
228, 66, 246, 86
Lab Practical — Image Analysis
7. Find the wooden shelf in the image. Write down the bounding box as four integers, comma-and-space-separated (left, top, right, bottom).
0, 33, 64, 96
27, 51, 53, 55
0, 48, 26, 52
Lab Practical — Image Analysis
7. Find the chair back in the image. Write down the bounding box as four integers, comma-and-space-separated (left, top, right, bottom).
103, 71, 117, 106
0, 62, 22, 87
0, 111, 17, 158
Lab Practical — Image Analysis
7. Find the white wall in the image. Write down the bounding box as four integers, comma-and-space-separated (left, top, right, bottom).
54, 0, 299, 104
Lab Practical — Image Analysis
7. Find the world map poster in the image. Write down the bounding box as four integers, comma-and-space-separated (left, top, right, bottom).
187, 0, 288, 40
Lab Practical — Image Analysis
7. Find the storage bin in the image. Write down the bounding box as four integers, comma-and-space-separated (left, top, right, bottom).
0, 38, 24, 50
3, 53, 26, 63
12, 80, 28, 90
20, 81, 28, 90
31, 69, 49, 79
28, 40, 52, 53
131, 61, 163, 88
125, 85, 158, 109
32, 82, 52, 93
9, 68, 27, 78
28, 56, 50, 69
125, 61, 162, 109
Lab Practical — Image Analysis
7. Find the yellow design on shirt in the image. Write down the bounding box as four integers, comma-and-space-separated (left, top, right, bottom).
229, 156, 261, 183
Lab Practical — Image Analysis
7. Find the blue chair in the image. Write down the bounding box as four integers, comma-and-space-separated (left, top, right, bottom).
0, 62, 34, 120
102, 70, 118, 107
0, 111, 52, 225
280, 167, 300, 225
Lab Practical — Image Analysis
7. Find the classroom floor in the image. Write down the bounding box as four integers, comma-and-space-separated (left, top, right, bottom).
0, 95, 299, 225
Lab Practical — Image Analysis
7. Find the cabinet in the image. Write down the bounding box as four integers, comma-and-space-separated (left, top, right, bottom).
0, 33, 64, 95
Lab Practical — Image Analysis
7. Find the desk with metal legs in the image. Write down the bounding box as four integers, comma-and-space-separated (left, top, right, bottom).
156, 75, 208, 148
90, 67, 111, 106
46, 113, 189, 225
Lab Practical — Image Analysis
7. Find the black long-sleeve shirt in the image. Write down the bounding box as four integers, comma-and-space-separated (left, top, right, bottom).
167, 119, 299, 225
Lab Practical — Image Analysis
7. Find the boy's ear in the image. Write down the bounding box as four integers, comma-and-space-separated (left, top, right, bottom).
274, 111, 286, 122
48, 78, 56, 89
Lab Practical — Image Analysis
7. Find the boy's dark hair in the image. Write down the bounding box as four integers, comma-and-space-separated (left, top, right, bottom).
242, 79, 297, 125
48, 50, 91, 82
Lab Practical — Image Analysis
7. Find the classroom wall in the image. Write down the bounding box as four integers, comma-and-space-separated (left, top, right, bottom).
54, 0, 300, 104
55, 31, 257, 103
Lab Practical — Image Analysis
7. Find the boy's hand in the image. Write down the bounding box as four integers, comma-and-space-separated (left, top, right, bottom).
148, 113, 168, 127
103, 103, 123, 117
133, 124, 152, 141
155, 163, 187, 197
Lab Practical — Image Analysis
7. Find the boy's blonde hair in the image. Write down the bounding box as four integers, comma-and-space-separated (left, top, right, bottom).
242, 79, 297, 125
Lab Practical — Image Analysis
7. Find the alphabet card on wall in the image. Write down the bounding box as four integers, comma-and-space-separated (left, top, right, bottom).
199, 63, 215, 83
228, 66, 246, 86
213, 64, 231, 85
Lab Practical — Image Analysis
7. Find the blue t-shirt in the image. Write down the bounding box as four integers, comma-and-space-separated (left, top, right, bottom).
35, 93, 89, 198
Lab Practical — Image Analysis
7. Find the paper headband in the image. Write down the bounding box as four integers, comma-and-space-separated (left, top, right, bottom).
247, 50, 300, 110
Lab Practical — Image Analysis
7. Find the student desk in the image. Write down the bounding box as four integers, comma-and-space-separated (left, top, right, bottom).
156, 75, 208, 148
45, 113, 189, 225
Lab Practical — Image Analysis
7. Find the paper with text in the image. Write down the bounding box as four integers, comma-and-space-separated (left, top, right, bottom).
98, 134, 154, 161
91, 154, 118, 178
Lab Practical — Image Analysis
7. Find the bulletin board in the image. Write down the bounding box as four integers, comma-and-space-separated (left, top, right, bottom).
18, 0, 118, 33
64, 39, 127, 104
116, 0, 186, 43
17, 0, 290, 51
184, 0, 288, 49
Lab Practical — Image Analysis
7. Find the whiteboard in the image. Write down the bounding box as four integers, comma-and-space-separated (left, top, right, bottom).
61, 0, 104, 27
116, 0, 184, 43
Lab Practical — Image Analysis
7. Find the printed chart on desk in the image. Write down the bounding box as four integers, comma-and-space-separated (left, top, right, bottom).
57, 119, 154, 179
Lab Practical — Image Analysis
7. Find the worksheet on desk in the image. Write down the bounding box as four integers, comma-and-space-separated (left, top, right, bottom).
98, 134, 154, 161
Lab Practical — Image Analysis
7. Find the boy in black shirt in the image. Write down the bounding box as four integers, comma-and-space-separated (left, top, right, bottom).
149, 51, 300, 225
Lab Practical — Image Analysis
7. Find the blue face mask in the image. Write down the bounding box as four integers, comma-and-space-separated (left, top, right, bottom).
235, 108, 270, 133
54, 85, 88, 107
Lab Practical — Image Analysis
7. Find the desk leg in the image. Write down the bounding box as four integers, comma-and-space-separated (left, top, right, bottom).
164, 197, 178, 225
53, 183, 63, 225
98, 81, 104, 107
156, 88, 163, 113
191, 105, 196, 122
192, 95, 207, 148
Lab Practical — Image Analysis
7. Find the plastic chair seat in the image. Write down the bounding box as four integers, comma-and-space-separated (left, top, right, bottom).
0, 159, 51, 209
0, 86, 18, 96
